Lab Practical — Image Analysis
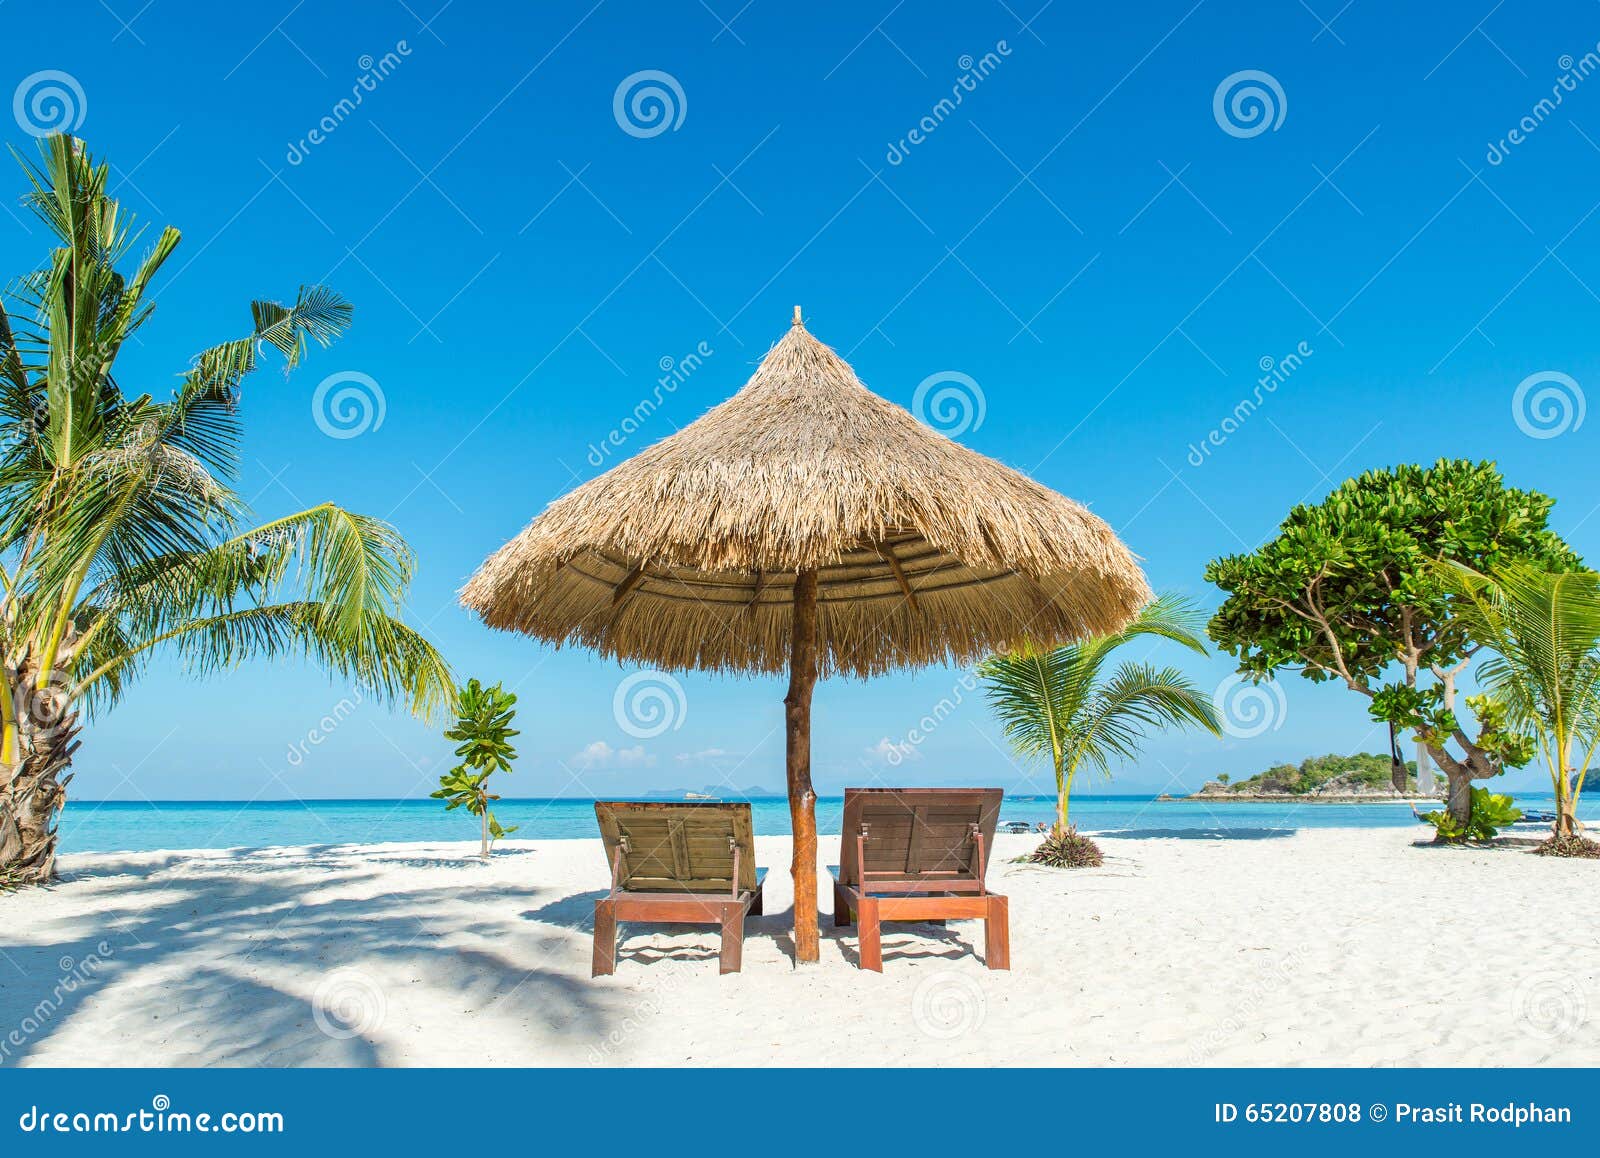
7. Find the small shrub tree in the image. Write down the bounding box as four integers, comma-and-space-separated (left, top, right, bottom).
432, 679, 520, 858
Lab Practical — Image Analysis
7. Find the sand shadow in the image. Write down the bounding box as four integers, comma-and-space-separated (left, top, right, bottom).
1098, 827, 1297, 841
0, 854, 618, 1067
522, 888, 607, 931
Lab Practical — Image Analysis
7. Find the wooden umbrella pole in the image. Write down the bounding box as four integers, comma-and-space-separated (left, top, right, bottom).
784, 568, 820, 963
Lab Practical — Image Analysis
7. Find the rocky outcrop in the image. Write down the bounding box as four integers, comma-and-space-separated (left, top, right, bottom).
1184, 770, 1437, 802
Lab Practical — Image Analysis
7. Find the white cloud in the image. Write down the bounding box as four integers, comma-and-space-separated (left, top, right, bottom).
571, 741, 656, 770
865, 737, 919, 765
675, 747, 730, 765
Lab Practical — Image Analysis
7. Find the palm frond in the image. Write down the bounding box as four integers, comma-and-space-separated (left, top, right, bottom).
979, 592, 1220, 785
978, 646, 1075, 764
0, 134, 448, 759
77, 602, 453, 722
1073, 661, 1222, 777
1438, 560, 1600, 766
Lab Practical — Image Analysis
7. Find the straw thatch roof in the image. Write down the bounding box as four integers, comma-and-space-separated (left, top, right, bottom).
460, 314, 1151, 677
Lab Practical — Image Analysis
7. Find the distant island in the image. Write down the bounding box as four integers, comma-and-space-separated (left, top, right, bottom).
1163, 753, 1439, 803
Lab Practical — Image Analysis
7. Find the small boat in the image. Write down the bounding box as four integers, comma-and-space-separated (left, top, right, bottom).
999, 820, 1033, 834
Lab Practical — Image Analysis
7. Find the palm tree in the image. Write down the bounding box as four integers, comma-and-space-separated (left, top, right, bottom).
1439, 560, 1600, 847
0, 135, 453, 884
978, 595, 1221, 839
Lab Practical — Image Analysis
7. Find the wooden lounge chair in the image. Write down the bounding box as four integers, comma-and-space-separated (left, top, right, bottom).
592, 801, 767, 976
830, 787, 1009, 972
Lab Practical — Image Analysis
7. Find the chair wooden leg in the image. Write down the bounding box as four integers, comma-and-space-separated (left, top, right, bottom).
858, 896, 883, 972
833, 881, 852, 927
985, 894, 1010, 971
719, 903, 744, 974
592, 899, 617, 977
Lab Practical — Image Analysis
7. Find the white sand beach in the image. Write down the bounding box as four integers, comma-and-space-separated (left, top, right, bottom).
1, 828, 1594, 1068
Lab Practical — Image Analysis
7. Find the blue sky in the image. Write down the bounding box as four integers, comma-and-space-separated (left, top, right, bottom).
7, 0, 1600, 801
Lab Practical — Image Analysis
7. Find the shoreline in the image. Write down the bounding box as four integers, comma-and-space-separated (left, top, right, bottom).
43, 821, 1423, 863
1165, 795, 1442, 805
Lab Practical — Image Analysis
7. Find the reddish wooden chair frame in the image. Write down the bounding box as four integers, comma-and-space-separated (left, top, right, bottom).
591, 801, 766, 976
829, 787, 1009, 971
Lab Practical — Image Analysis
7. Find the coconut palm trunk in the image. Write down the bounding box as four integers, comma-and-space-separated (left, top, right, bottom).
1054, 756, 1077, 836
1564, 775, 1589, 838
0, 679, 79, 884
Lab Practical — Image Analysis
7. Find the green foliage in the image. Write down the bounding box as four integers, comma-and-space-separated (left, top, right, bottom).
0, 134, 453, 736
446, 678, 519, 772
1205, 460, 1578, 826
1216, 772, 1230, 785
1206, 460, 1580, 688
431, 679, 520, 852
1369, 687, 1534, 771
1435, 561, 1600, 834
1420, 786, 1522, 842
980, 594, 1221, 829
1224, 751, 1415, 795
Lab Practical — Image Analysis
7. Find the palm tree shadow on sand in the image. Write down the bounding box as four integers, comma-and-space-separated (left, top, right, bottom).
0, 850, 627, 1067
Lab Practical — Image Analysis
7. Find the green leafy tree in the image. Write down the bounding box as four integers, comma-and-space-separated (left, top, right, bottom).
0, 136, 453, 883
1206, 460, 1577, 828
433, 679, 520, 857
1433, 561, 1600, 849
979, 595, 1222, 848
1420, 785, 1522, 842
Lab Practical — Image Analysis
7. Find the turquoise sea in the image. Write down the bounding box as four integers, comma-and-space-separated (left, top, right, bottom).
55, 793, 1600, 854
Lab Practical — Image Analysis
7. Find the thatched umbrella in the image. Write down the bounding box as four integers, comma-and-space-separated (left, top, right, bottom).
461, 309, 1150, 961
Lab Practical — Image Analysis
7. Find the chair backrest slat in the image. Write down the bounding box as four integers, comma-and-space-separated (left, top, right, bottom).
837, 788, 1002, 888
595, 801, 757, 893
